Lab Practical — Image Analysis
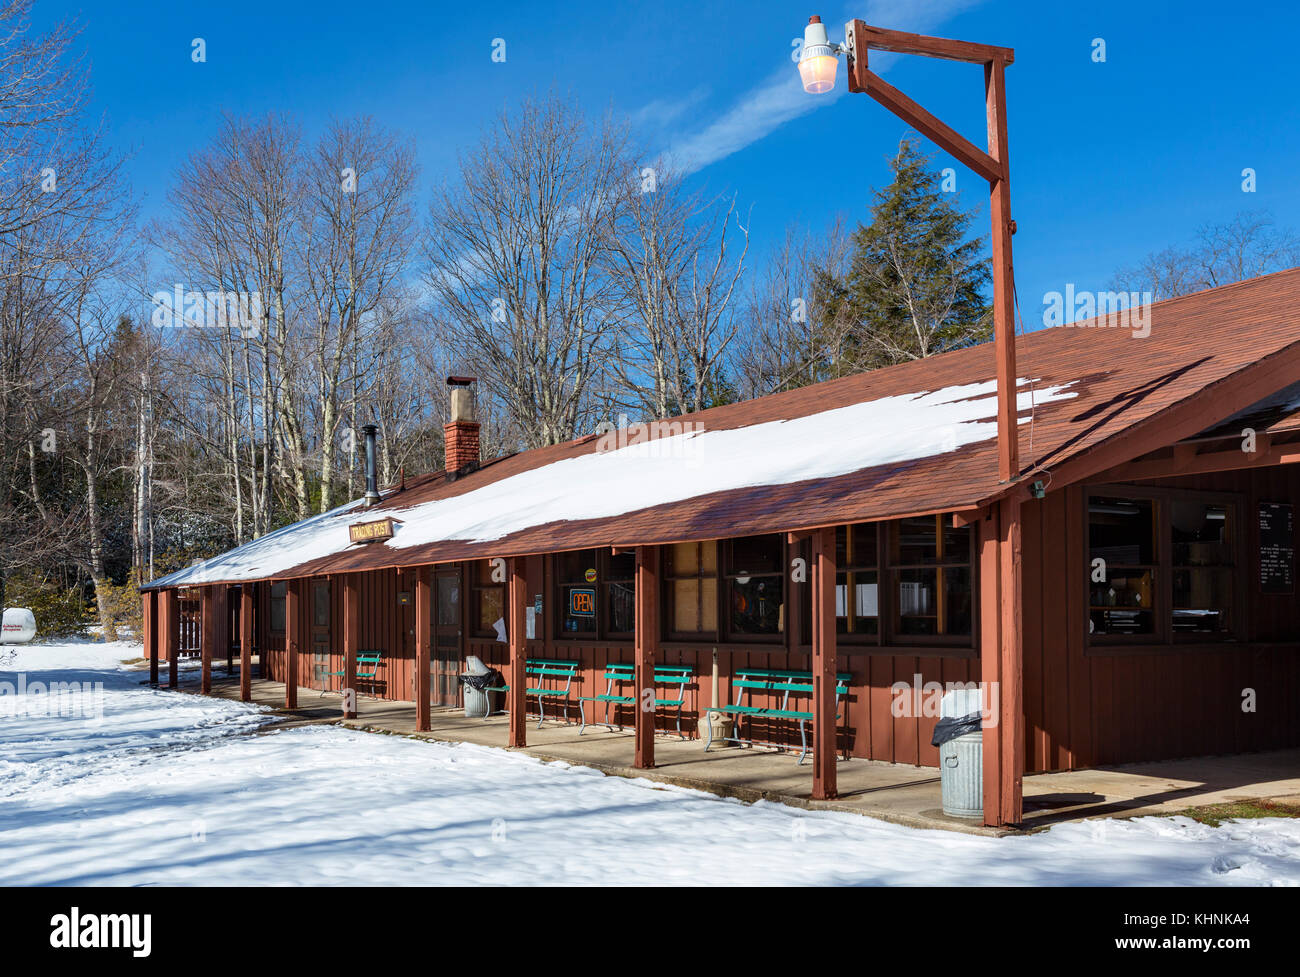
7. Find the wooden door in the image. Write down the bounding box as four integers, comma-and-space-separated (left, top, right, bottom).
433, 567, 463, 707
311, 580, 331, 690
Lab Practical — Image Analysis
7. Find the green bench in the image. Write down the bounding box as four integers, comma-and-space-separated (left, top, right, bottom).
578, 663, 694, 738
485, 658, 580, 727
704, 667, 851, 764
326, 651, 385, 697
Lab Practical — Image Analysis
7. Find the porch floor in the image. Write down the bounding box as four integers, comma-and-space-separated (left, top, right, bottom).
175, 665, 1300, 836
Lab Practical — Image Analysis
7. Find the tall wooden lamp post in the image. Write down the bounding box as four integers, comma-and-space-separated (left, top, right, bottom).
798, 17, 1025, 825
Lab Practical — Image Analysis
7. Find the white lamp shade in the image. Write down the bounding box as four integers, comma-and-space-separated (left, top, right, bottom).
799, 52, 838, 94
798, 18, 838, 94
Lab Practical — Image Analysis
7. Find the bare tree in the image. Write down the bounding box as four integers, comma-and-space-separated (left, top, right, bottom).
153, 114, 302, 536
301, 116, 418, 511
1114, 211, 1300, 299
424, 93, 629, 448
605, 162, 749, 417
734, 218, 852, 399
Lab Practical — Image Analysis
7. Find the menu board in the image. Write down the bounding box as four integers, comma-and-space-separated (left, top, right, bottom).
1259, 501, 1294, 595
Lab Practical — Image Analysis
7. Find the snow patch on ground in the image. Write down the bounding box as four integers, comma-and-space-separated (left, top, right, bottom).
2, 641, 1298, 886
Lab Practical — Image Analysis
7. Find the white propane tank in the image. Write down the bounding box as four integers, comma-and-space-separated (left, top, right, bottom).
2, 607, 37, 644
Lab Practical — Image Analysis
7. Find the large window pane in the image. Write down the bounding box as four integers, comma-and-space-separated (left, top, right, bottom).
943, 566, 972, 636
673, 577, 717, 633
729, 535, 782, 575
477, 586, 503, 633
556, 549, 598, 636
836, 569, 879, 635
895, 516, 938, 564
1173, 568, 1233, 633
1089, 497, 1156, 565
896, 568, 938, 635
605, 552, 636, 636
1089, 569, 1155, 635
837, 523, 878, 568
888, 515, 972, 639
729, 575, 782, 634
1088, 495, 1158, 638
666, 541, 719, 636
1171, 501, 1231, 566
725, 535, 783, 637
270, 581, 286, 632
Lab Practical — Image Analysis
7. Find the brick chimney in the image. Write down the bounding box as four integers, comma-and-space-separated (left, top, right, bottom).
443, 376, 480, 480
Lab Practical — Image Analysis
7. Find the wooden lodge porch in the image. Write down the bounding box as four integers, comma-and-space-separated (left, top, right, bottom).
170, 662, 1300, 837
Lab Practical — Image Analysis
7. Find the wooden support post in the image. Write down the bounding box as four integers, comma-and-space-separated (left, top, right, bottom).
978, 507, 1002, 826
979, 501, 1024, 827
415, 566, 432, 732
342, 574, 359, 720
145, 591, 158, 687
164, 590, 179, 689
997, 496, 1024, 824
239, 585, 253, 702
633, 546, 659, 770
285, 580, 300, 709
810, 527, 838, 800
200, 586, 213, 694
507, 557, 528, 748
985, 58, 1018, 485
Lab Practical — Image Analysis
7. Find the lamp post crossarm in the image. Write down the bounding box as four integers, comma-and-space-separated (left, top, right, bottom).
851, 67, 1004, 184
852, 22, 1014, 65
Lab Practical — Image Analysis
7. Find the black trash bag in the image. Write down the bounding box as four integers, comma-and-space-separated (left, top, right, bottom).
931, 711, 982, 747
459, 667, 504, 692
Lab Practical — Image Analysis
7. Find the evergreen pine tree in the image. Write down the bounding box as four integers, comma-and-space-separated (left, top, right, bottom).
826, 136, 992, 370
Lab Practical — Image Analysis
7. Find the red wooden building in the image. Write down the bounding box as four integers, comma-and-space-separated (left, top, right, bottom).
141, 269, 1300, 827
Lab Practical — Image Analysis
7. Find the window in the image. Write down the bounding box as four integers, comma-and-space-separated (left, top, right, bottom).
724, 535, 784, 638
470, 561, 505, 638
270, 581, 287, 632
312, 582, 330, 628
836, 523, 879, 637
666, 541, 719, 637
1171, 500, 1234, 634
664, 536, 784, 640
1087, 489, 1240, 644
605, 552, 636, 637
888, 515, 973, 639
556, 550, 598, 636
1089, 496, 1157, 636
554, 549, 635, 639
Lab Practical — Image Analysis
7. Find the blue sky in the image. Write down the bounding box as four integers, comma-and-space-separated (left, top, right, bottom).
44, 0, 1300, 322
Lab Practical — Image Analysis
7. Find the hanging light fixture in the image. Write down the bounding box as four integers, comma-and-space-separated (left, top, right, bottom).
798, 15, 841, 94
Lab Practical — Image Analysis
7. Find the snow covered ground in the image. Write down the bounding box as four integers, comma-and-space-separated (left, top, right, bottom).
3, 641, 1299, 886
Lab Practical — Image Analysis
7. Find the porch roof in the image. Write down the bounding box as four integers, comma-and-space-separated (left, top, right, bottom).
144, 266, 1300, 591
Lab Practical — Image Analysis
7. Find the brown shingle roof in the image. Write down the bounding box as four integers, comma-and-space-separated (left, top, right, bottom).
145, 266, 1300, 589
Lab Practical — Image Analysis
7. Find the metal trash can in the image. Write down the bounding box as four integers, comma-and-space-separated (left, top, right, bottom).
460, 656, 498, 718
933, 689, 983, 819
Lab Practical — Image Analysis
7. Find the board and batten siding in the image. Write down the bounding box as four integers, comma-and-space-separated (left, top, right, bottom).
229, 464, 1300, 774
1021, 471, 1300, 772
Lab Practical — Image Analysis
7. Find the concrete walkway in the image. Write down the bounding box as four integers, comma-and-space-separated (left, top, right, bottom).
170, 666, 1300, 836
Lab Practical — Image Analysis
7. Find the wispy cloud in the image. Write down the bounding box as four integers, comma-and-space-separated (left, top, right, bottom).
663, 0, 986, 175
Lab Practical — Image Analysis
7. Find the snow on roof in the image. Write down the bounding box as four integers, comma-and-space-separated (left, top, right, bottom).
148, 377, 1074, 589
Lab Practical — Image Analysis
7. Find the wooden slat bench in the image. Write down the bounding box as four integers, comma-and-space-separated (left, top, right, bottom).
577, 663, 693, 738
704, 667, 851, 764
326, 651, 384, 696
485, 659, 580, 727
